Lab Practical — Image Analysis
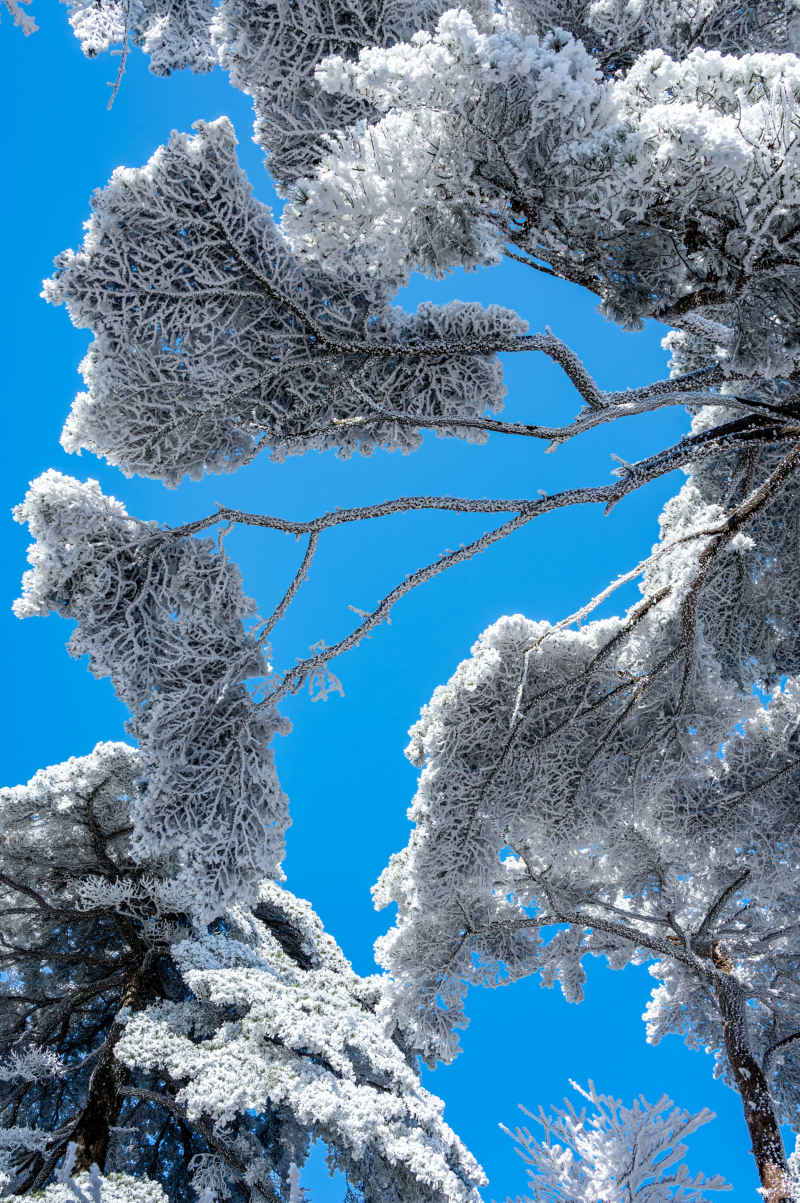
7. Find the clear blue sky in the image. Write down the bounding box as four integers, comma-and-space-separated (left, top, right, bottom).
1, 10, 772, 1198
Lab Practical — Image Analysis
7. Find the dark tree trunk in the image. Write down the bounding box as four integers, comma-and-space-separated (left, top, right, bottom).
713, 969, 791, 1203
72, 959, 161, 1173
70, 1039, 131, 1172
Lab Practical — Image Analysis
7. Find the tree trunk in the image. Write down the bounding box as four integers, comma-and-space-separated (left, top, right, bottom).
72, 959, 160, 1173
713, 970, 792, 1203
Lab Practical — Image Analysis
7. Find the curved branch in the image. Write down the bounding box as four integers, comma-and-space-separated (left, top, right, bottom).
763, 1031, 800, 1076
695, 871, 752, 947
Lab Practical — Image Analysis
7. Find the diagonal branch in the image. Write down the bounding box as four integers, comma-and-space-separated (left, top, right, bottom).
695, 871, 752, 946
265, 508, 536, 705
763, 1031, 800, 1076
256, 532, 318, 645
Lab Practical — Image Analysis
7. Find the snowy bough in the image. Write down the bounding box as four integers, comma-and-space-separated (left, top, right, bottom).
43, 117, 525, 486
12, 471, 288, 920
502, 1082, 729, 1202
4, 0, 800, 1198
0, 747, 484, 1201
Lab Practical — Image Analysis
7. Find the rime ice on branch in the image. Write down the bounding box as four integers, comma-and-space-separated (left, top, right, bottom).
12, 472, 289, 920
115, 882, 486, 1203
502, 1082, 729, 1202
375, 486, 800, 1193
211, 0, 461, 186
63, 0, 461, 182
0, 749, 482, 1201
44, 117, 526, 486
286, 12, 800, 364
62, 0, 216, 75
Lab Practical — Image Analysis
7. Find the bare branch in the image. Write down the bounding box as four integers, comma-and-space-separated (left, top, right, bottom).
257, 532, 319, 645
265, 508, 537, 705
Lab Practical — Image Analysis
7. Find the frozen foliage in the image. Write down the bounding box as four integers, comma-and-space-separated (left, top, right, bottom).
12, 472, 288, 919
62, 0, 216, 75
286, 11, 800, 363
0, 744, 204, 1197
501, 0, 797, 66
286, 14, 612, 278
53, 0, 797, 169
44, 117, 525, 485
211, 0, 461, 186
375, 565, 800, 1188
59, 0, 476, 184
113, 881, 486, 1203
502, 1082, 729, 1202
374, 357, 800, 1076
374, 428, 800, 1050
0, 741, 184, 945
2, 0, 36, 35
9, 1143, 169, 1202
645, 429, 800, 688
381, 618, 800, 1080
0, 752, 479, 1201
651, 337, 800, 692
13, 1170, 167, 1201
375, 617, 731, 1055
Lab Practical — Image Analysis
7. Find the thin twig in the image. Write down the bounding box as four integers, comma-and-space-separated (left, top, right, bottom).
106, 0, 132, 109
256, 532, 318, 644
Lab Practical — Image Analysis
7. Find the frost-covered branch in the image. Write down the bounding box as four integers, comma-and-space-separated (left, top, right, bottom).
502, 1082, 729, 1202
287, 12, 800, 378
257, 533, 319, 645
267, 508, 536, 704
2, 0, 36, 34
0, 753, 481, 1202
43, 118, 527, 486
13, 473, 289, 920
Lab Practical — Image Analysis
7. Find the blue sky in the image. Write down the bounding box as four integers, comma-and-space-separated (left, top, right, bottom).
0, 8, 772, 1198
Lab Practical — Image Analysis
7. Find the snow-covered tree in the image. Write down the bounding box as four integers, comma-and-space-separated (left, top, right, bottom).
285, 15, 800, 350
372, 481, 800, 1199
9, 1144, 170, 1203
0, 742, 204, 1196
501, 1082, 729, 1202
6, 0, 800, 1196
0, 748, 484, 1202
